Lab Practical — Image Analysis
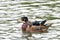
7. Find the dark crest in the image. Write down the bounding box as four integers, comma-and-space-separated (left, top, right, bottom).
21, 16, 28, 22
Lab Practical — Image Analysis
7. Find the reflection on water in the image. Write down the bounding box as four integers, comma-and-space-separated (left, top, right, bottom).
0, 0, 60, 40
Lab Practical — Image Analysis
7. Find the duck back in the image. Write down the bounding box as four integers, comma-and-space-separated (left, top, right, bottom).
32, 21, 41, 26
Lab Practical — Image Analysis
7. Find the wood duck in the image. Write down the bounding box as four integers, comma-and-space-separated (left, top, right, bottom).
20, 16, 52, 33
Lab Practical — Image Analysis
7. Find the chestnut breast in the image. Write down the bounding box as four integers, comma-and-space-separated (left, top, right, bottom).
22, 22, 28, 31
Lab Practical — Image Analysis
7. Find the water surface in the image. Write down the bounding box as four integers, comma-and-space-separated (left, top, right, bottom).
0, 0, 60, 40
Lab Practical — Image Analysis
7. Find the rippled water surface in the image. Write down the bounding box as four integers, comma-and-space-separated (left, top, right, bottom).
0, 0, 60, 40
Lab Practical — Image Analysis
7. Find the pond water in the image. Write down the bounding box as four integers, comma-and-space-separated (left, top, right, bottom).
0, 0, 60, 40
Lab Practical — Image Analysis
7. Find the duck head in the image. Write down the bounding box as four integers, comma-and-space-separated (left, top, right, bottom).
20, 16, 28, 23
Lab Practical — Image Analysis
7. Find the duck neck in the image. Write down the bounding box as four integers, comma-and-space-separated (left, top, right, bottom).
24, 20, 28, 22
24, 21, 28, 23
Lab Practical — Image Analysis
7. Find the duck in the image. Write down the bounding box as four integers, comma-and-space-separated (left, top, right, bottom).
20, 16, 52, 33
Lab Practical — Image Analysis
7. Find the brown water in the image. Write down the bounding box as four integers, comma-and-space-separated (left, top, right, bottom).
0, 0, 60, 40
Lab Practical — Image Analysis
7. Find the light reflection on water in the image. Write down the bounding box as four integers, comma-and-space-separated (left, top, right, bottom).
0, 0, 60, 40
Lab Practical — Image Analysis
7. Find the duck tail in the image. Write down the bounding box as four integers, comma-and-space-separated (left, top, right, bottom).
45, 23, 53, 27
41, 20, 46, 25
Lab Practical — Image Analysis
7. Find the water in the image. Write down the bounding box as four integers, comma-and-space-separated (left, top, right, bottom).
0, 0, 60, 40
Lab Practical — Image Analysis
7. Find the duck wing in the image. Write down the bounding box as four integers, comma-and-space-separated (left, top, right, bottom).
32, 21, 41, 26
